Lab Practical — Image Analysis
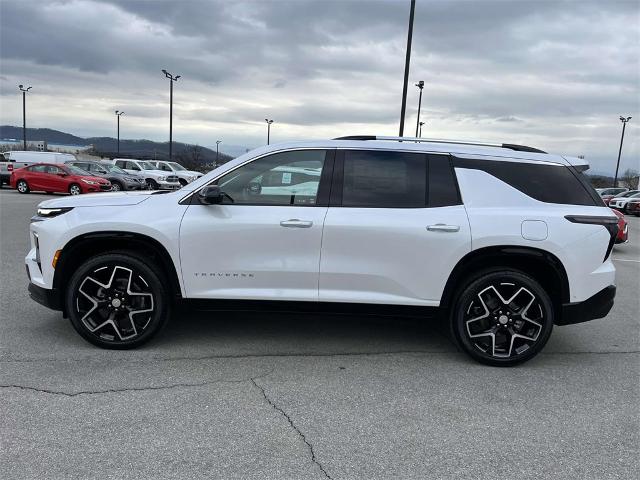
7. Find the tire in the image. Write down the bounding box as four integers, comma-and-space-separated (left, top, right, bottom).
111, 181, 123, 192
179, 178, 188, 187
69, 183, 82, 195
65, 251, 170, 349
147, 179, 159, 190
449, 269, 554, 366
16, 179, 29, 193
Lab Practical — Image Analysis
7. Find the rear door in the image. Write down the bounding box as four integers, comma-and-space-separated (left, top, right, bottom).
319, 150, 471, 306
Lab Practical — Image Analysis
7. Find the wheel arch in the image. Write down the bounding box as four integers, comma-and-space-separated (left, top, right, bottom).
53, 231, 183, 309
440, 245, 570, 310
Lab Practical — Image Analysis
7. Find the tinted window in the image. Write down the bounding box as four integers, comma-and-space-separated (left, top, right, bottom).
452, 157, 599, 206
341, 150, 427, 208
428, 155, 461, 207
216, 150, 328, 206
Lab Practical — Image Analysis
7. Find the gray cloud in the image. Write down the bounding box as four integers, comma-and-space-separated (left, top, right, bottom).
0, 0, 638, 173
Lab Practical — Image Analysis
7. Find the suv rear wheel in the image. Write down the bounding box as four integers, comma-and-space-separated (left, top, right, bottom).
65, 252, 170, 349
450, 269, 554, 366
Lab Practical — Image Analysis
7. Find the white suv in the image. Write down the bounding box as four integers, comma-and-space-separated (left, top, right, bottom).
112, 158, 181, 190
153, 160, 204, 186
25, 137, 617, 366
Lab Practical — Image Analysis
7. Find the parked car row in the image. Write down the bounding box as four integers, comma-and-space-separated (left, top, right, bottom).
596, 187, 640, 213
1, 151, 205, 195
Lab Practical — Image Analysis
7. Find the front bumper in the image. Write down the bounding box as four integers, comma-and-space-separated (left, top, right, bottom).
558, 285, 616, 326
155, 181, 181, 190
28, 282, 62, 311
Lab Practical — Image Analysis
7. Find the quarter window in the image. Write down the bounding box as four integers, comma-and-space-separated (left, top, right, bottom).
341, 150, 427, 208
216, 150, 328, 206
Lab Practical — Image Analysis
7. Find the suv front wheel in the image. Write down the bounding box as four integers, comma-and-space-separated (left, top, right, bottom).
450, 269, 554, 366
65, 252, 170, 349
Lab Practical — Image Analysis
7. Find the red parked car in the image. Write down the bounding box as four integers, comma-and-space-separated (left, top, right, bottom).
611, 209, 628, 244
10, 163, 112, 195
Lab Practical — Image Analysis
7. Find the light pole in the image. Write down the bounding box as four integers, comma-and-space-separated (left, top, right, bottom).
614, 116, 632, 187
265, 119, 274, 145
18, 85, 32, 150
115, 110, 124, 154
162, 69, 181, 160
419, 121, 425, 138
398, 0, 416, 137
216, 140, 221, 165
415, 80, 424, 137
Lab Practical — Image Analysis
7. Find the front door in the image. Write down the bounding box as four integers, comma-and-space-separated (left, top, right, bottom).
320, 150, 471, 306
180, 149, 334, 301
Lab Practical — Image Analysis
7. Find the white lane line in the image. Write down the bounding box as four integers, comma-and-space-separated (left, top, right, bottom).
612, 258, 640, 263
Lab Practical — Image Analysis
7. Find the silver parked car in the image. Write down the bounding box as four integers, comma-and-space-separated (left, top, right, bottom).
66, 160, 146, 191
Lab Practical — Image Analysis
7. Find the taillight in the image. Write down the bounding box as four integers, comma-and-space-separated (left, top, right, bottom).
7, 164, 13, 172
565, 215, 619, 261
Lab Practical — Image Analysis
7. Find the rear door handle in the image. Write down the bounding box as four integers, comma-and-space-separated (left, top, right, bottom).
280, 219, 313, 228
427, 224, 460, 232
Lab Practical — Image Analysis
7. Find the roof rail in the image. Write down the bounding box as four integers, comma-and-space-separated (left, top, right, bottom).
332, 135, 546, 154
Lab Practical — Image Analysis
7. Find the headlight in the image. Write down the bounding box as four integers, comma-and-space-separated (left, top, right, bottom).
158, 176, 166, 181
33, 207, 74, 222
81, 179, 98, 185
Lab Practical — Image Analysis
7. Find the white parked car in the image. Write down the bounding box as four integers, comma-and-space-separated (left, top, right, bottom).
26, 136, 617, 366
609, 191, 640, 212
111, 158, 181, 190
152, 161, 203, 186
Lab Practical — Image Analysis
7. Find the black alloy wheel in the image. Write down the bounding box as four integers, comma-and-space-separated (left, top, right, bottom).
66, 252, 170, 349
451, 270, 554, 366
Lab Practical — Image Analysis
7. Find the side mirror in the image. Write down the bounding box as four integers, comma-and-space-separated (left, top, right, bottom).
198, 185, 224, 205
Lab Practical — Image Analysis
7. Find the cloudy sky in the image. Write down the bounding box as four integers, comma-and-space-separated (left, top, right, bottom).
0, 0, 638, 173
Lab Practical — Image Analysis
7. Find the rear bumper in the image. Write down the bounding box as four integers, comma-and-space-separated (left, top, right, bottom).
28, 282, 62, 311
558, 285, 616, 326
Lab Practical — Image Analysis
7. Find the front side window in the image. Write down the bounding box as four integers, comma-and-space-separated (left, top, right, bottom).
341, 150, 427, 208
216, 150, 328, 206
168, 162, 185, 171
140, 162, 156, 170
158, 163, 172, 171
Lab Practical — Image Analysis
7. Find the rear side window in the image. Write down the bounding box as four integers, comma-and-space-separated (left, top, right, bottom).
341, 150, 427, 208
29, 165, 47, 173
452, 157, 599, 206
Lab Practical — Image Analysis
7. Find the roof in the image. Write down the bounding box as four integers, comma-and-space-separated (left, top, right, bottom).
238, 138, 579, 168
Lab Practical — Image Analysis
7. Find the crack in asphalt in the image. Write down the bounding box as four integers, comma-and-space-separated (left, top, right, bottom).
0, 349, 638, 364
250, 377, 333, 480
0, 371, 274, 397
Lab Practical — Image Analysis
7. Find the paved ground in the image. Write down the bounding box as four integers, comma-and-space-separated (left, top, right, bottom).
1, 188, 638, 479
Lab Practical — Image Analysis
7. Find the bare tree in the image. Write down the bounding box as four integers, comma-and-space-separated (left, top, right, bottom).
620, 168, 639, 190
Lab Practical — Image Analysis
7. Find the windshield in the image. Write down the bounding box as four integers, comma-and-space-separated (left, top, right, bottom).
66, 165, 91, 176
167, 162, 186, 171
619, 190, 640, 198
103, 164, 127, 174
140, 161, 157, 170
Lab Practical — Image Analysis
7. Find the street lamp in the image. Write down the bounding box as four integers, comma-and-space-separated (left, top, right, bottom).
614, 116, 632, 187
398, 0, 416, 137
162, 69, 181, 160
419, 121, 425, 138
265, 119, 274, 145
415, 80, 424, 137
115, 110, 124, 154
216, 140, 221, 165
18, 85, 32, 150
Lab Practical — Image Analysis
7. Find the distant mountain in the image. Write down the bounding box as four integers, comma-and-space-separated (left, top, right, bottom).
0, 125, 235, 165
0, 126, 87, 146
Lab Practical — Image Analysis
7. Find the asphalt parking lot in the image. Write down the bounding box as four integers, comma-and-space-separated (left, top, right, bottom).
0, 188, 638, 480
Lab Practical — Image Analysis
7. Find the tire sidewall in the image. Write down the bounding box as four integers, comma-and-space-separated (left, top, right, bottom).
450, 269, 554, 367
65, 252, 170, 349
69, 183, 82, 195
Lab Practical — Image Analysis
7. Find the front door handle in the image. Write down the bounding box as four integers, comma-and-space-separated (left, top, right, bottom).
280, 219, 313, 228
427, 224, 460, 232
